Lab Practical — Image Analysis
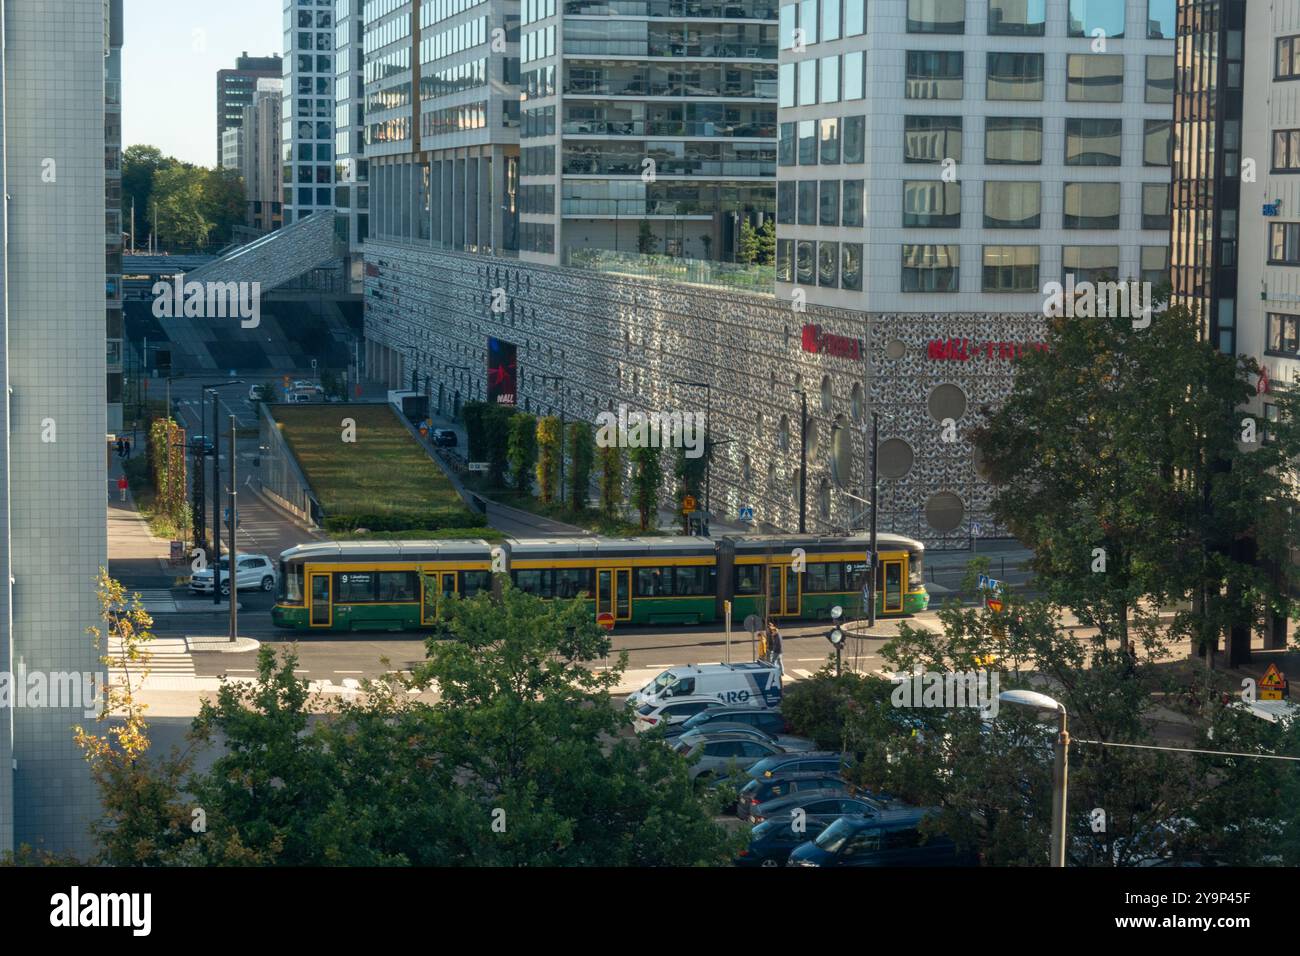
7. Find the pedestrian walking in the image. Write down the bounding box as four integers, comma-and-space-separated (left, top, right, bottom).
123, 437, 131, 459
766, 620, 784, 676
117, 475, 128, 502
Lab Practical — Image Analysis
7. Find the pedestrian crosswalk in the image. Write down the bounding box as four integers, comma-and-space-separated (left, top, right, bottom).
135, 589, 177, 613
106, 636, 196, 679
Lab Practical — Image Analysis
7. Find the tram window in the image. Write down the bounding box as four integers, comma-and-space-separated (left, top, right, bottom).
735, 565, 763, 594
461, 570, 492, 597
676, 566, 711, 596
335, 572, 374, 602
281, 562, 303, 603
555, 567, 592, 598
376, 571, 418, 602
807, 562, 829, 592
823, 563, 845, 591
514, 569, 554, 597
845, 563, 869, 590
637, 567, 675, 597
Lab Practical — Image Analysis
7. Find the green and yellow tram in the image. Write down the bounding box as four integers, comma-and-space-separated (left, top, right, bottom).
271, 532, 929, 632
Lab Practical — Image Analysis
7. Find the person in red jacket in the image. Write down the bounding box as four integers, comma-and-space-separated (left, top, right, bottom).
117, 475, 128, 502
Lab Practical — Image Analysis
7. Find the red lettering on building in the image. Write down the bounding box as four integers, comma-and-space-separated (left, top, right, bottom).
801, 324, 863, 360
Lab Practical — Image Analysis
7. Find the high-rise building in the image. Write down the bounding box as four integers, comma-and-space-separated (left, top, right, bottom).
222, 126, 245, 171
283, 0, 337, 225
335, 0, 368, 288
0, 0, 109, 858
106, 0, 124, 435
241, 78, 285, 233
217, 52, 283, 166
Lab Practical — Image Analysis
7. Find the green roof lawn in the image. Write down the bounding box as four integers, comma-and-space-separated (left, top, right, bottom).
271, 403, 468, 519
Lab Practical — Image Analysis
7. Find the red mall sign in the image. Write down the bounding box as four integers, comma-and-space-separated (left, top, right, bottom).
927, 338, 1049, 362
801, 324, 863, 360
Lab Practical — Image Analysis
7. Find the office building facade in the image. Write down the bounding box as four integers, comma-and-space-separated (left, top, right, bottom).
241, 78, 285, 232
217, 52, 282, 166
106, 0, 124, 435
335, 0, 369, 288
284, 0, 337, 225
0, 0, 109, 858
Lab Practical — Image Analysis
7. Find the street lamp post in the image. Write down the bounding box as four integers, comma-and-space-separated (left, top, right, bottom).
445, 364, 470, 420
541, 373, 567, 505
999, 689, 1070, 867
869, 411, 879, 629
792, 389, 808, 534
200, 380, 243, 605
228, 414, 238, 643
673, 380, 713, 534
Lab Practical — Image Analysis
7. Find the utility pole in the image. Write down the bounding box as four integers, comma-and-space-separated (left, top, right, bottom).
228, 414, 238, 643
868, 411, 879, 629
212, 390, 221, 606
794, 389, 808, 534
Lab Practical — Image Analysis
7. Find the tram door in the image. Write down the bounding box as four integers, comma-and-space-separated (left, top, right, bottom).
596, 568, 632, 622
309, 572, 332, 627
767, 564, 801, 617
422, 571, 458, 624
877, 558, 905, 614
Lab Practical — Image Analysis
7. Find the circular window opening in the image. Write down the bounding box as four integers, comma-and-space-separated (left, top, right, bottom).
820, 375, 833, 414
877, 438, 915, 479
928, 383, 967, 422
885, 339, 907, 360
925, 492, 965, 533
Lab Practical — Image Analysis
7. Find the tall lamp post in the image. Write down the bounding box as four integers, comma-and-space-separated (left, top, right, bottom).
999, 689, 1070, 867
540, 373, 567, 505
201, 380, 242, 606
791, 388, 808, 534
673, 380, 712, 534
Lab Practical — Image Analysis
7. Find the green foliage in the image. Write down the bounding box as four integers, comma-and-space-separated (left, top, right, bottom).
598, 437, 624, 520
637, 219, 657, 255
507, 412, 539, 495
121, 144, 173, 244
321, 509, 486, 533
536, 415, 562, 503
127, 146, 246, 253
630, 443, 663, 531
756, 219, 776, 266
148, 418, 189, 540
464, 401, 514, 485
568, 420, 595, 511
972, 302, 1300, 662
737, 220, 760, 265
673, 436, 710, 531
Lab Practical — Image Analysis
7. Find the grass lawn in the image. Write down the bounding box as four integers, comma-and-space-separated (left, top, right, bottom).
459, 474, 664, 536
271, 403, 475, 525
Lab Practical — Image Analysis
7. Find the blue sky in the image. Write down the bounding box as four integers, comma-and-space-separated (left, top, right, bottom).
122, 0, 282, 167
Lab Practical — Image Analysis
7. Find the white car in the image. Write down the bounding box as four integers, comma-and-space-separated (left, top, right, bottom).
632, 697, 725, 733
189, 553, 278, 596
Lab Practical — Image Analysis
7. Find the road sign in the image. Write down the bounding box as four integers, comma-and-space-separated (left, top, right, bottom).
1261, 663, 1288, 701
738, 506, 755, 521
743, 614, 761, 634
983, 576, 1004, 613
972, 522, 981, 537
682, 494, 697, 513
597, 611, 615, 631
467, 461, 489, 472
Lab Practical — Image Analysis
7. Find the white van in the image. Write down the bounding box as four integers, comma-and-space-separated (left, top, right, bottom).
626, 662, 782, 711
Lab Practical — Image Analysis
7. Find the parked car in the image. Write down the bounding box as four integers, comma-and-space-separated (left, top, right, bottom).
248, 385, 268, 402
747, 751, 855, 781
189, 553, 278, 596
626, 662, 781, 711
735, 818, 831, 868
737, 773, 852, 821
679, 732, 785, 782
750, 789, 885, 825
189, 434, 215, 456
432, 428, 458, 448
665, 705, 792, 741
633, 697, 724, 733
672, 722, 815, 753
787, 809, 975, 867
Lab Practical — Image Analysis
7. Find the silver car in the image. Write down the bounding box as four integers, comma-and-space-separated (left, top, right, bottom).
674, 722, 816, 753
678, 732, 786, 782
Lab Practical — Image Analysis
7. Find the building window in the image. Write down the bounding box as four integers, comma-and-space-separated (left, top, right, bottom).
902, 244, 959, 292
780, 2, 797, 48
1140, 246, 1168, 286
1068, 0, 1124, 39
908, 0, 964, 34
818, 241, 839, 287
796, 240, 816, 283
799, 58, 817, 106
1148, 0, 1175, 39
799, 0, 819, 44
778, 181, 796, 224
822, 0, 841, 41
983, 181, 1041, 229
1066, 118, 1121, 166
903, 181, 961, 227
777, 238, 795, 282
1277, 35, 1300, 80
843, 115, 866, 163
779, 122, 796, 166
1267, 313, 1300, 356
1063, 182, 1120, 229
841, 243, 863, 290
779, 62, 796, 107
906, 50, 963, 99
1269, 223, 1300, 265
820, 180, 840, 226
1144, 119, 1171, 166
845, 0, 865, 36
798, 180, 817, 225
821, 55, 840, 102
1067, 54, 1123, 103
982, 245, 1039, 293
986, 52, 1044, 101
798, 119, 818, 164
843, 50, 865, 100
1145, 55, 1174, 104
988, 0, 1044, 35
904, 115, 962, 163
1142, 183, 1170, 231
1273, 130, 1300, 172
820, 117, 841, 164
842, 179, 864, 226
1062, 245, 1119, 283
985, 117, 1041, 164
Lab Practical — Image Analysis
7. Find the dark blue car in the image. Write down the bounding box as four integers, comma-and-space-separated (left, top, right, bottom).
787, 809, 976, 867
736, 818, 831, 868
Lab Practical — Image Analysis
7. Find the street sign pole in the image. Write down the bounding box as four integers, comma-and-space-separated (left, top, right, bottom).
724, 600, 732, 664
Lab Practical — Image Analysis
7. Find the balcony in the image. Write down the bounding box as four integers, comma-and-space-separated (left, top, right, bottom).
564, 246, 774, 294
562, 119, 775, 138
